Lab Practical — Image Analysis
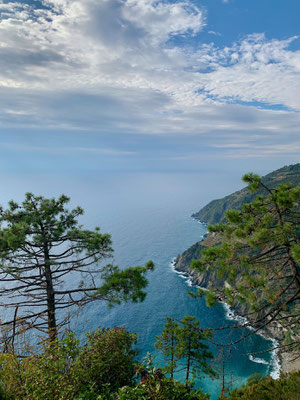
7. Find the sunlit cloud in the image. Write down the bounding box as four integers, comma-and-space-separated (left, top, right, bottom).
0, 0, 299, 168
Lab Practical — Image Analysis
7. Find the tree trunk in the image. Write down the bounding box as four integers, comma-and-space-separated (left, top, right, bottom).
185, 337, 191, 385
44, 244, 57, 341
171, 332, 175, 379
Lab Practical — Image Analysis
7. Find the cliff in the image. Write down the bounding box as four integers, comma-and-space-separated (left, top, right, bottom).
174, 163, 300, 357
192, 163, 300, 224
174, 234, 225, 289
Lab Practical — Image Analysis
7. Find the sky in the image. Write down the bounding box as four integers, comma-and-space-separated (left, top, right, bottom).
0, 0, 300, 200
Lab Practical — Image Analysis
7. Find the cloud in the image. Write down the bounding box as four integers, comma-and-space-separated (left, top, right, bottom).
0, 0, 300, 155
200, 34, 300, 110
221, 142, 300, 158
73, 147, 136, 156
0, 142, 135, 156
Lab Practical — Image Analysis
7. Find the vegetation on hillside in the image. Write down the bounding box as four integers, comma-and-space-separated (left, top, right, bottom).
192, 164, 300, 225
224, 371, 300, 400
0, 327, 299, 399
0, 327, 138, 400
0, 167, 300, 399
191, 173, 300, 350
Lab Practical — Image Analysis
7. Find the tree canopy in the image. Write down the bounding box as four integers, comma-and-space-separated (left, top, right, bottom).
0, 193, 154, 343
155, 316, 215, 385
191, 174, 300, 351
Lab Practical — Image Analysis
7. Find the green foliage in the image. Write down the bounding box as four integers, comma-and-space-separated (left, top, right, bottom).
192, 163, 300, 225
205, 291, 217, 307
0, 327, 138, 400
97, 261, 154, 306
175, 316, 215, 384
0, 193, 153, 342
155, 316, 215, 385
291, 244, 300, 264
115, 377, 210, 400
114, 353, 210, 400
224, 371, 300, 400
191, 259, 205, 273
74, 328, 138, 395
155, 317, 178, 378
242, 173, 262, 192
194, 176, 300, 340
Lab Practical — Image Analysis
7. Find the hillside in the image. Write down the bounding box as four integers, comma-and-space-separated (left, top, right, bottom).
174, 163, 300, 356
192, 163, 300, 224
178, 163, 300, 279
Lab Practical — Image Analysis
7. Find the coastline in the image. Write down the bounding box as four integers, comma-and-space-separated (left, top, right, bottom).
170, 257, 292, 378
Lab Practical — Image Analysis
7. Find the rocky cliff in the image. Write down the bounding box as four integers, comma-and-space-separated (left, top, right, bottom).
174, 163, 300, 345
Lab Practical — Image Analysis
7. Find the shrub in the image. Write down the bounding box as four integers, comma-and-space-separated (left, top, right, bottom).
0, 327, 137, 400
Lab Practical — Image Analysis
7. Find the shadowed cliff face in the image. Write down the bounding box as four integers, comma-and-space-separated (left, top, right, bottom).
174, 234, 225, 289
174, 163, 300, 342
192, 163, 300, 225
174, 234, 287, 341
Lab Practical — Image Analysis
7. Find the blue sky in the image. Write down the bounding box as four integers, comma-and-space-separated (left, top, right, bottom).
0, 0, 300, 188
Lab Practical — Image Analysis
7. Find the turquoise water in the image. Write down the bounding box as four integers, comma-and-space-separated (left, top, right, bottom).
67, 173, 278, 400
0, 172, 278, 399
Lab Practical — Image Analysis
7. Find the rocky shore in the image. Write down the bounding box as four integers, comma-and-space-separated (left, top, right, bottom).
177, 164, 300, 376
173, 235, 299, 375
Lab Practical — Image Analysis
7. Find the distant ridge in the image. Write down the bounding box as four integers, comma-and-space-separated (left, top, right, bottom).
192, 163, 300, 225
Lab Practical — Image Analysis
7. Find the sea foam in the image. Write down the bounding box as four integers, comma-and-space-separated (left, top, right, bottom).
170, 258, 281, 380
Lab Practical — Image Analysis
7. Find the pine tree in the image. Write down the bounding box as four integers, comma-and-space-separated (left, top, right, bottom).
0, 193, 154, 343
155, 317, 178, 378
175, 316, 215, 385
192, 174, 300, 350
155, 316, 215, 385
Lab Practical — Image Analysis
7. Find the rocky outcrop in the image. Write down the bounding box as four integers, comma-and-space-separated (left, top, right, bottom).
174, 164, 300, 335
174, 234, 225, 289
174, 236, 286, 343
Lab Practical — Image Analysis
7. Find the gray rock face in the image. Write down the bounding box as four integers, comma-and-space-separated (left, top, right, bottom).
174, 164, 300, 343
174, 238, 224, 289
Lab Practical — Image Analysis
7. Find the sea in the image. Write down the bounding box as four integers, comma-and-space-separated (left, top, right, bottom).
66, 172, 280, 400
2, 171, 280, 399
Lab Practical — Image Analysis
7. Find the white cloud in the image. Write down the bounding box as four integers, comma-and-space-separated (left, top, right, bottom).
221, 142, 300, 158
0, 142, 135, 156
123, 0, 204, 44
200, 34, 300, 110
73, 147, 136, 156
0, 0, 300, 150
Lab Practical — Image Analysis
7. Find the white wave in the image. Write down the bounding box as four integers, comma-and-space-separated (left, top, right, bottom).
170, 256, 282, 380
223, 303, 281, 379
186, 278, 193, 287
223, 302, 250, 327
170, 259, 194, 285
269, 338, 281, 380
249, 355, 269, 365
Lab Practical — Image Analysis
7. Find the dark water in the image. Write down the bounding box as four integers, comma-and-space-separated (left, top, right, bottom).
0, 172, 279, 399
66, 173, 279, 400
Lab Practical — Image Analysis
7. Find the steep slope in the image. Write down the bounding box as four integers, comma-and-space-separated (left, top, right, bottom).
192, 163, 300, 225
174, 163, 300, 345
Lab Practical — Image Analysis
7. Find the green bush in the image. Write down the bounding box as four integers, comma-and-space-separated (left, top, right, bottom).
112, 353, 210, 400
74, 327, 138, 395
0, 327, 137, 400
114, 373, 210, 400
225, 370, 300, 400
115, 379, 209, 400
